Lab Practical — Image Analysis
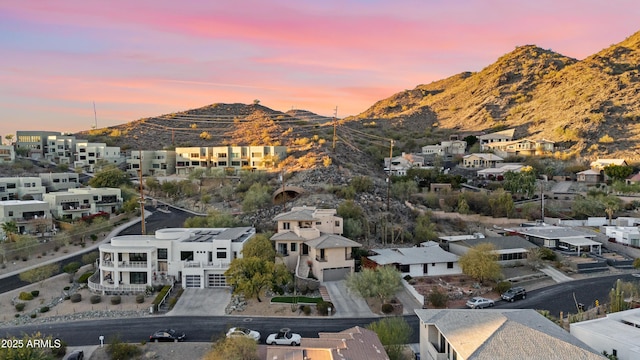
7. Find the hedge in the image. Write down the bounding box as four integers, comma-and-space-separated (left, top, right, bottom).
152, 285, 172, 306
111, 296, 121, 305
78, 271, 94, 283
90, 295, 102, 304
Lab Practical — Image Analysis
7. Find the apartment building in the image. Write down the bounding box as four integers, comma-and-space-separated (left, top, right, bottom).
0, 200, 53, 237
174, 145, 287, 175
90, 227, 255, 294
43, 187, 122, 220
74, 140, 124, 172
39, 173, 80, 192
270, 206, 361, 282
44, 134, 78, 164
0, 177, 47, 201
15, 130, 61, 160
126, 150, 176, 177
0, 145, 15, 164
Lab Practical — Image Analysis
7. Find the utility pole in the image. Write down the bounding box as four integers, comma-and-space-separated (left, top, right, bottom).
139, 150, 146, 235
386, 139, 394, 212
332, 106, 338, 152
281, 167, 287, 212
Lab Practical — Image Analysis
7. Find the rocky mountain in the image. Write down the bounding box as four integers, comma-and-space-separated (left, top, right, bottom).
349, 30, 640, 160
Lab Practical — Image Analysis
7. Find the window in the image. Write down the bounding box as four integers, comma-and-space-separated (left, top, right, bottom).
24, 183, 31, 188
447, 262, 454, 269
290, 243, 297, 252
8, 211, 13, 217
217, 248, 227, 259
130, 253, 147, 261
157, 248, 168, 260
398, 264, 410, 273
278, 243, 288, 256
423, 263, 428, 274
218, 161, 227, 166
283, 222, 290, 230
335, 221, 340, 227
130, 272, 147, 284
217, 153, 227, 158
180, 251, 194, 261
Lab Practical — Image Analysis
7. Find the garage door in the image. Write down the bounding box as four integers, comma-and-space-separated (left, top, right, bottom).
185, 275, 201, 288
207, 274, 227, 287
322, 267, 352, 282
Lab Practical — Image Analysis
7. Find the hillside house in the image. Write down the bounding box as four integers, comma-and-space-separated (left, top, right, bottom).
447, 236, 538, 266
577, 169, 601, 184
43, 187, 122, 220
384, 152, 426, 176
127, 150, 176, 177
590, 158, 628, 171
482, 138, 555, 157
477, 128, 516, 147
91, 227, 255, 293
0, 200, 52, 237
476, 163, 524, 179
270, 206, 361, 282
0, 177, 47, 201
462, 153, 504, 168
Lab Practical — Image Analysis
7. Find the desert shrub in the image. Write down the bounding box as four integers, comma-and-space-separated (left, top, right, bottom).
302, 305, 311, 315
63, 286, 70, 291
539, 248, 557, 261
494, 281, 512, 294
51, 340, 67, 357
111, 296, 121, 305
30, 313, 36, 318
316, 301, 334, 316
428, 288, 448, 308
40, 306, 49, 313
90, 295, 102, 304
15, 303, 25, 311
70, 293, 82, 303
381, 303, 394, 314
152, 285, 171, 306
78, 271, 94, 283
107, 335, 142, 360
19, 292, 33, 301
136, 294, 145, 304
634, 258, 640, 269
30, 290, 39, 297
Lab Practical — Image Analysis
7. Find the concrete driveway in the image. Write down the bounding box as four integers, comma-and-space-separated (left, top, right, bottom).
323, 280, 376, 318
167, 288, 231, 316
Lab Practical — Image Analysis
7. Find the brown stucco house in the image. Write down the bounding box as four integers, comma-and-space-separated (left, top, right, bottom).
270, 206, 361, 282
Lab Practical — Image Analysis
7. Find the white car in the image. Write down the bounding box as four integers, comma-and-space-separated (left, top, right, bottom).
466, 297, 494, 309
226, 327, 261, 342
266, 328, 301, 346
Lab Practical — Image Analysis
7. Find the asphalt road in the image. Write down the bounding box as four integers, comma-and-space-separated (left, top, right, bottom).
0, 315, 422, 346
496, 273, 638, 316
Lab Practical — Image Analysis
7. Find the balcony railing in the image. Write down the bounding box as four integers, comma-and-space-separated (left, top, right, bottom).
183, 261, 230, 269
87, 272, 148, 294
117, 261, 149, 268
315, 256, 327, 262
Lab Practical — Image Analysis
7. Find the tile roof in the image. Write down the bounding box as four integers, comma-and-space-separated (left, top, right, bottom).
270, 230, 306, 241
272, 206, 317, 221
415, 309, 605, 360
304, 233, 361, 249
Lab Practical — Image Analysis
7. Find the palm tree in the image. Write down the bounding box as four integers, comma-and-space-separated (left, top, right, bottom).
1, 221, 18, 242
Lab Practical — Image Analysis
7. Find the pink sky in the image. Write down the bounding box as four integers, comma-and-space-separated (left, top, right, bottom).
1, 0, 639, 140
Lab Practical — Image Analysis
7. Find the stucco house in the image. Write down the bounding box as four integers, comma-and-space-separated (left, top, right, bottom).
447, 236, 538, 266
90, 227, 255, 293
365, 241, 461, 277
43, 187, 122, 220
571, 307, 640, 360
415, 309, 605, 360
476, 163, 524, 179
270, 206, 361, 282
0, 200, 53, 238
477, 128, 516, 147
481, 138, 555, 157
590, 158, 628, 171
577, 169, 601, 184
0, 145, 15, 164
0, 177, 47, 201
384, 152, 426, 176
462, 153, 504, 168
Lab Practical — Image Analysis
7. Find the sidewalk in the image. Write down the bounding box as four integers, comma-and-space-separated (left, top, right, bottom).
540, 265, 574, 283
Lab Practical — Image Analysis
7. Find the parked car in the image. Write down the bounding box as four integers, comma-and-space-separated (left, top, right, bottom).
501, 286, 526, 302
226, 327, 261, 341
66, 350, 84, 360
266, 328, 301, 346
466, 297, 494, 309
149, 329, 186, 342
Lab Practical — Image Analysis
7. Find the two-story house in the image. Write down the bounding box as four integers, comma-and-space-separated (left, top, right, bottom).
127, 150, 177, 177
0, 200, 53, 237
0, 145, 15, 164
0, 177, 47, 201
43, 187, 122, 220
384, 153, 426, 176
477, 128, 516, 148
481, 138, 555, 157
90, 227, 255, 294
39, 173, 80, 192
74, 140, 124, 172
462, 153, 504, 168
270, 206, 361, 282
45, 134, 77, 164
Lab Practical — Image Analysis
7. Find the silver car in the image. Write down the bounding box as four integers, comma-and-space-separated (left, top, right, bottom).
226, 327, 261, 342
466, 297, 494, 309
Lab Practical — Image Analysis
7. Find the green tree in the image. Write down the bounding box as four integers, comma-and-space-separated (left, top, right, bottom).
350, 176, 374, 193
343, 218, 364, 240
414, 213, 438, 243
242, 183, 272, 212
345, 266, 402, 303
204, 336, 259, 360
366, 317, 412, 360
502, 168, 537, 198
225, 257, 290, 302
63, 261, 81, 282
88, 167, 131, 188
337, 200, 364, 220
241, 234, 276, 262
145, 176, 161, 196
0, 332, 60, 360
19, 263, 60, 287
391, 180, 418, 201
488, 189, 515, 217
604, 165, 634, 182
82, 251, 100, 269
459, 243, 502, 283
1, 220, 18, 241
4, 134, 14, 145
